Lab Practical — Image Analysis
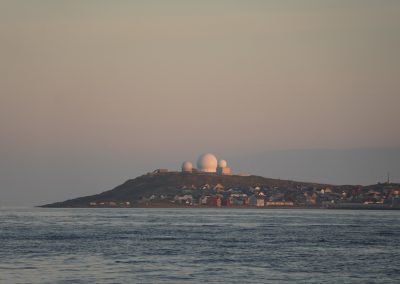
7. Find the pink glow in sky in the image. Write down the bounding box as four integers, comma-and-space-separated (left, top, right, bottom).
1, 1, 399, 205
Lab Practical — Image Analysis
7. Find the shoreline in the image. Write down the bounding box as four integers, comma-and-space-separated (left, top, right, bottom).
39, 204, 400, 210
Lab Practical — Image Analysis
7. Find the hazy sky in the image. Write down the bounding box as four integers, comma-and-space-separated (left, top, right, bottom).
1, 1, 399, 206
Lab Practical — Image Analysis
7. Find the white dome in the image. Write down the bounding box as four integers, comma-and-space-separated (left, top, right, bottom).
197, 153, 218, 173
181, 161, 193, 172
218, 159, 227, 168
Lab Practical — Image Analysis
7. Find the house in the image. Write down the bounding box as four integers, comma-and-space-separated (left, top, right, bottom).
204, 196, 222, 207
257, 198, 265, 207
201, 184, 211, 190
248, 195, 265, 207
174, 194, 193, 205
230, 195, 246, 206
213, 184, 225, 192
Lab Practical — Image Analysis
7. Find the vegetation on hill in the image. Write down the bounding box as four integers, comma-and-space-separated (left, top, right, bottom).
41, 172, 400, 209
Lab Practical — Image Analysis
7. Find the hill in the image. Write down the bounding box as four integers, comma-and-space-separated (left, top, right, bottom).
41, 172, 327, 207
41, 171, 400, 209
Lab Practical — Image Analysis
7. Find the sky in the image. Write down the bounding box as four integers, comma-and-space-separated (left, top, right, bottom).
1, 0, 399, 206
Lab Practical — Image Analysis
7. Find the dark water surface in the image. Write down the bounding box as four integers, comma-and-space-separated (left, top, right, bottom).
0, 208, 399, 283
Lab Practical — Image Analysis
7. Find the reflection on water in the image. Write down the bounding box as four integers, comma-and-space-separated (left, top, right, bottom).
1, 208, 399, 283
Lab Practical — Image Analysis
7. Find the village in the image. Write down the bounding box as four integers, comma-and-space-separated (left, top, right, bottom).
89, 181, 400, 209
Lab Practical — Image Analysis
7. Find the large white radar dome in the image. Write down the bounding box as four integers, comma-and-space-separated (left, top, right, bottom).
197, 153, 218, 173
218, 159, 227, 168
181, 161, 193, 172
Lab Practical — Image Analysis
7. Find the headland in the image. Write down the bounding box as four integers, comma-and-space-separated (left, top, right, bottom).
41, 171, 400, 209
41, 153, 399, 209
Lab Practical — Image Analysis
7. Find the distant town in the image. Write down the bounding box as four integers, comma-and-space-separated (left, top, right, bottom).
85, 171, 400, 209
42, 153, 400, 209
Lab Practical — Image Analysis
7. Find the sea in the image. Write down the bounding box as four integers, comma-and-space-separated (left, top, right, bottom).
0, 208, 399, 284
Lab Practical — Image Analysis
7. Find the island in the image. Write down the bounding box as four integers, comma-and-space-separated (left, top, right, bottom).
41, 170, 400, 209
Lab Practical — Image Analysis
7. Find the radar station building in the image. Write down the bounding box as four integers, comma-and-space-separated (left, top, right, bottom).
216, 159, 232, 175
181, 161, 193, 173
181, 153, 232, 175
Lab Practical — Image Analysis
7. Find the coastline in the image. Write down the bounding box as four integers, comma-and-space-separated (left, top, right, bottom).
39, 203, 400, 210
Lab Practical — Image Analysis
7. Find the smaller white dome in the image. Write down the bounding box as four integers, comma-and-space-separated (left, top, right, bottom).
218, 159, 227, 168
182, 161, 193, 172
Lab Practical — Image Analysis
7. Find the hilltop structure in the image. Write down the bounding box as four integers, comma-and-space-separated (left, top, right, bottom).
181, 161, 193, 173
217, 159, 232, 175
182, 153, 232, 175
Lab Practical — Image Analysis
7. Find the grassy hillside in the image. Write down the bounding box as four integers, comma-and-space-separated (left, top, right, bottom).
41, 172, 328, 207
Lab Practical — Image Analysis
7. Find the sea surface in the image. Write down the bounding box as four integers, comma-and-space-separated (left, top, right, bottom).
0, 208, 399, 284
